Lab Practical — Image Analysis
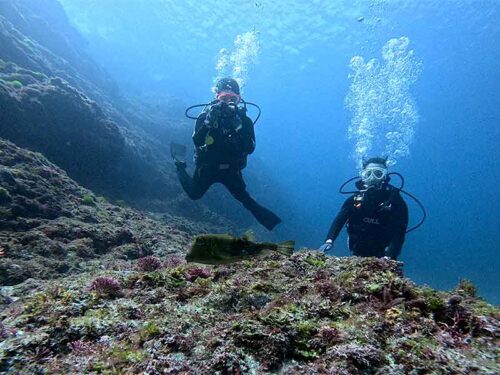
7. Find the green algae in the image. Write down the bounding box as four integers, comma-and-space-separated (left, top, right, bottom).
304, 254, 326, 267
81, 194, 94, 206
139, 321, 161, 340
455, 278, 477, 298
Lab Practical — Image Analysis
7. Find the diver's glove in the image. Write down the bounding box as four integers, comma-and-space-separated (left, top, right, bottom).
318, 239, 333, 253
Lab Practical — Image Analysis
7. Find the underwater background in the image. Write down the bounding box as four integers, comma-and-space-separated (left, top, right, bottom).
1, 1, 499, 372
56, 0, 499, 304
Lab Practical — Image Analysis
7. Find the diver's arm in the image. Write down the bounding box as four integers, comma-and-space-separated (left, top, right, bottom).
326, 197, 354, 242
385, 196, 409, 260
239, 116, 256, 154
193, 113, 209, 147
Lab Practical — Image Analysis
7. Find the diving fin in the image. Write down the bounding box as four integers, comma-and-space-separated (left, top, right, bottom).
170, 142, 187, 161
274, 240, 295, 256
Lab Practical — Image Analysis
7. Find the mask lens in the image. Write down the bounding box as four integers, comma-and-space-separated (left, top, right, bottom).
217, 92, 240, 104
360, 167, 386, 181
360, 170, 372, 180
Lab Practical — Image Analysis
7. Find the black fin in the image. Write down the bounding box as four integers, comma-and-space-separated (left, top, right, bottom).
170, 142, 187, 160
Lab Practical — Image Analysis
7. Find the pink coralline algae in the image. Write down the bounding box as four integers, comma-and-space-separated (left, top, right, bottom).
89, 276, 122, 297
184, 267, 212, 282
163, 255, 185, 268
137, 256, 163, 272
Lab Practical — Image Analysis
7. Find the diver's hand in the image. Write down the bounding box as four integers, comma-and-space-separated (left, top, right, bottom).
382, 255, 396, 261
205, 103, 222, 128
318, 239, 333, 253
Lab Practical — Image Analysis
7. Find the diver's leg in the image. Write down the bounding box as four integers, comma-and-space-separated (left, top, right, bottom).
221, 171, 282, 230
176, 165, 214, 200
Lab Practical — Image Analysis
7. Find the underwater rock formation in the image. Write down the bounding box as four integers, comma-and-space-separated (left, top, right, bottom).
0, 138, 193, 285
0, 0, 116, 101
0, 247, 497, 373
0, 0, 180, 203
0, 63, 126, 190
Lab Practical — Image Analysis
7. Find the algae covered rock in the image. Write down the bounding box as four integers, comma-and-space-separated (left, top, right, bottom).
0, 251, 497, 374
0, 139, 191, 285
0, 1, 180, 204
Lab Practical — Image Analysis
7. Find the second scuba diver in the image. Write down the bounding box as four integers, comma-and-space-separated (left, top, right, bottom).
173, 78, 282, 231
319, 157, 409, 260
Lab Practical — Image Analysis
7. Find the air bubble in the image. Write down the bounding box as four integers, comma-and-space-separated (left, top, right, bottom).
214, 31, 260, 94
346, 37, 422, 167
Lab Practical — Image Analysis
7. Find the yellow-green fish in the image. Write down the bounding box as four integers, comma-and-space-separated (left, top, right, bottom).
186, 232, 295, 265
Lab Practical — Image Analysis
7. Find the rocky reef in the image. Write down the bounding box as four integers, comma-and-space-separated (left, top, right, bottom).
0, 138, 196, 286
0, 0, 183, 204
0, 249, 498, 374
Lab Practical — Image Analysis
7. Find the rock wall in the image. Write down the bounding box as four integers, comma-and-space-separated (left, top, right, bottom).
0, 0, 179, 202
0, 138, 192, 285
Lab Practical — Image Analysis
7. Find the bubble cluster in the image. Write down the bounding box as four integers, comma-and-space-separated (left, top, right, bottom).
214, 30, 260, 93
346, 36, 422, 166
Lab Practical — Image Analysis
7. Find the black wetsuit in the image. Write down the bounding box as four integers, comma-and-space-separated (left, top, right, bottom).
176, 103, 281, 230
326, 185, 408, 259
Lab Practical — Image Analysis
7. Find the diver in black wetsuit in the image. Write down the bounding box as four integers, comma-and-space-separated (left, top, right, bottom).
319, 157, 408, 259
174, 78, 282, 231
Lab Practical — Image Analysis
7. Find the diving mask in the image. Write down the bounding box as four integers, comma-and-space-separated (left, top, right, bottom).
217, 91, 241, 104
360, 163, 388, 187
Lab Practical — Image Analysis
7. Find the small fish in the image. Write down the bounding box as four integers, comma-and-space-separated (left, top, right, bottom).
186, 233, 295, 265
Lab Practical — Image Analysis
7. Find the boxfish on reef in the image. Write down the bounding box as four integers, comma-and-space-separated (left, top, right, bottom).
186, 233, 295, 265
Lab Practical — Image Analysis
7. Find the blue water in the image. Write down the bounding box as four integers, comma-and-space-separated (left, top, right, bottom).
58, 0, 499, 304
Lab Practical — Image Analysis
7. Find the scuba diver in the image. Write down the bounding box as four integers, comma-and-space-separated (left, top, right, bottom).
319, 157, 410, 260
172, 78, 282, 231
